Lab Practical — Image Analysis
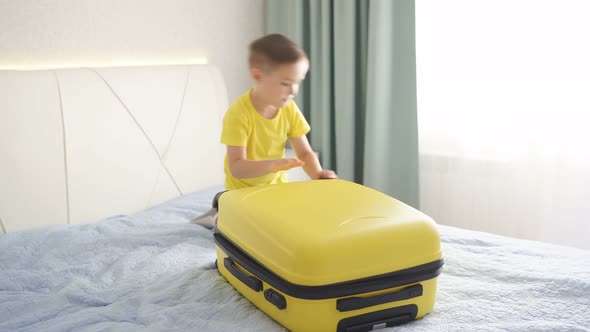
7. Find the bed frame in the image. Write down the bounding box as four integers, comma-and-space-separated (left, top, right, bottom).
0, 65, 228, 233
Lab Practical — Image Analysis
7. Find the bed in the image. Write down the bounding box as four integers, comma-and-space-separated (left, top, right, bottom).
1, 65, 589, 332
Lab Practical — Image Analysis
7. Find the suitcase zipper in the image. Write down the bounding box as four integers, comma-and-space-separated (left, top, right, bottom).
214, 232, 443, 300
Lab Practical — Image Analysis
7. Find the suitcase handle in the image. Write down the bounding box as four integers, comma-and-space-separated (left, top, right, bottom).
337, 305, 417, 332
336, 284, 423, 312
224, 258, 263, 292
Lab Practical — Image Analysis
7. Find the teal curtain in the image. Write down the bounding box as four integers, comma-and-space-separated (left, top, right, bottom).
266, 0, 419, 207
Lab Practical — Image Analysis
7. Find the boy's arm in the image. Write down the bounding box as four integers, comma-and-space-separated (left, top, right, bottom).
227, 145, 304, 179
290, 136, 337, 180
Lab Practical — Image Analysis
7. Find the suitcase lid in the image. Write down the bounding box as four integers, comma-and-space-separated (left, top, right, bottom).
217, 179, 442, 286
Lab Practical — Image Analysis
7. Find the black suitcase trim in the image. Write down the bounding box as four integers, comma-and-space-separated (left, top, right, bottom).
214, 231, 444, 300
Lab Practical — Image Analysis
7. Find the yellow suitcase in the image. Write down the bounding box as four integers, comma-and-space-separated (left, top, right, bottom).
214, 179, 443, 332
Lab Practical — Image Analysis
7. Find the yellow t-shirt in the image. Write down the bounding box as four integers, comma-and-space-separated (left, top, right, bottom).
221, 90, 311, 190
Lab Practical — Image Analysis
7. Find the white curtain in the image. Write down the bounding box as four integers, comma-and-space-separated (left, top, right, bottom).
416, 0, 590, 249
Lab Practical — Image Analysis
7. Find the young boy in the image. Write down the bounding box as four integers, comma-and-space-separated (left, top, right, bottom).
193, 33, 336, 228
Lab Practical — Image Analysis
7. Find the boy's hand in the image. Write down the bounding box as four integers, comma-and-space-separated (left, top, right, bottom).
271, 158, 305, 172
316, 170, 338, 179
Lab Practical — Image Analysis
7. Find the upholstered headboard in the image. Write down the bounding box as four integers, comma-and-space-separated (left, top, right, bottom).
0, 65, 227, 233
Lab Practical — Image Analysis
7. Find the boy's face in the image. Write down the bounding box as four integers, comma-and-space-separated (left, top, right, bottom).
252, 58, 309, 109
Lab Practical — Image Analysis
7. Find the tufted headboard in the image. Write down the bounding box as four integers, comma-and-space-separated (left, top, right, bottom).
0, 65, 228, 233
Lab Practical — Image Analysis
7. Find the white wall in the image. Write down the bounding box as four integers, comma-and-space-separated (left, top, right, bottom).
0, 0, 264, 101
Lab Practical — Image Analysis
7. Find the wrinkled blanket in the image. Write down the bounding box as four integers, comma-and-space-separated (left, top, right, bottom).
1, 187, 589, 331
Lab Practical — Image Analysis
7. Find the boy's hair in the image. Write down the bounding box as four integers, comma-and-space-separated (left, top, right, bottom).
248, 34, 308, 71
